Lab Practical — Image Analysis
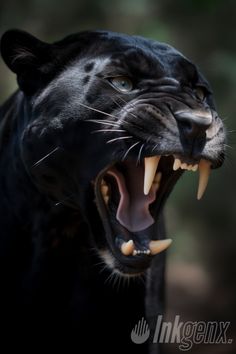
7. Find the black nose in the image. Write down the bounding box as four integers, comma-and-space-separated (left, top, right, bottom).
175, 110, 212, 139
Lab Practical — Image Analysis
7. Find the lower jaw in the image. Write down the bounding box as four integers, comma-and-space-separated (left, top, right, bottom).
96, 215, 173, 276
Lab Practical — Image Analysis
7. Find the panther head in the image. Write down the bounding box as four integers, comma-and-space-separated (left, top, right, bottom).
1, 30, 226, 275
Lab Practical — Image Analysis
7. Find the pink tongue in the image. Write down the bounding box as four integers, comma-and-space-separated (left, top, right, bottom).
108, 162, 156, 232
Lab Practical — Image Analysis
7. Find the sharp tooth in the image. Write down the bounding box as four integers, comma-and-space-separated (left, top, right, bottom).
104, 196, 109, 205
187, 164, 193, 171
149, 239, 172, 255
181, 163, 187, 170
101, 179, 106, 186
101, 185, 109, 196
133, 250, 138, 256
197, 159, 211, 200
121, 240, 134, 256
144, 156, 161, 195
173, 158, 181, 171
192, 164, 198, 172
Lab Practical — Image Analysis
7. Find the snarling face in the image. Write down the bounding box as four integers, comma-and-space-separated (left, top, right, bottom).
1, 30, 226, 275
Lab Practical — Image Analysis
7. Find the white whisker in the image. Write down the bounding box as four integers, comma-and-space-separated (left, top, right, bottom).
88, 119, 120, 127
151, 143, 159, 152
105, 270, 116, 285
106, 136, 133, 144
88, 119, 119, 124
117, 95, 136, 109
113, 96, 138, 119
122, 141, 140, 161
54, 193, 74, 207
78, 102, 120, 120
223, 144, 233, 149
92, 129, 126, 134
32, 147, 60, 167
137, 143, 145, 165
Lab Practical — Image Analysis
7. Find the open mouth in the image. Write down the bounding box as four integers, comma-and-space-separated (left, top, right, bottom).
94, 154, 212, 274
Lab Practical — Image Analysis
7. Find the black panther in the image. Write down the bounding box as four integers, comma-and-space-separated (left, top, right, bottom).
0, 29, 225, 352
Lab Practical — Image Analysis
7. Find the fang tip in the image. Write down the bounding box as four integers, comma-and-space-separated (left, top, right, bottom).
197, 159, 211, 200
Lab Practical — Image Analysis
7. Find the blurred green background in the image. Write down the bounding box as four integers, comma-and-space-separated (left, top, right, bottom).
0, 0, 235, 352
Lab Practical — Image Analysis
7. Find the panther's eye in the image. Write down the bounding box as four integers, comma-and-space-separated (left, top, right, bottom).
195, 86, 206, 101
109, 77, 133, 93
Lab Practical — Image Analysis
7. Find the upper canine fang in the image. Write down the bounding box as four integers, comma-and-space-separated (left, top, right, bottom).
144, 156, 161, 195
197, 159, 211, 200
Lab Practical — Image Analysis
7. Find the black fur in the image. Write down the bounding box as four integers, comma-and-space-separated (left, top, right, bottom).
0, 30, 225, 353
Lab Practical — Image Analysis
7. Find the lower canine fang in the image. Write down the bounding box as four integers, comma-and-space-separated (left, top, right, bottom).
121, 240, 135, 256
149, 239, 172, 255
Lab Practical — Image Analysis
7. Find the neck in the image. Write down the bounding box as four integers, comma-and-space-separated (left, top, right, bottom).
0, 91, 164, 353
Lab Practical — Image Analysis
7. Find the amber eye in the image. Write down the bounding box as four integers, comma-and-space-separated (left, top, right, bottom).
195, 87, 206, 101
109, 76, 133, 93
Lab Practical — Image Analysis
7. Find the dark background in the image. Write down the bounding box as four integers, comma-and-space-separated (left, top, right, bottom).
0, 0, 235, 352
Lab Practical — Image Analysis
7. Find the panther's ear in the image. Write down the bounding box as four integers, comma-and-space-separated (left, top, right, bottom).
0, 29, 53, 94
